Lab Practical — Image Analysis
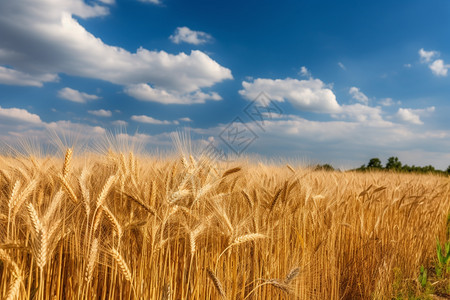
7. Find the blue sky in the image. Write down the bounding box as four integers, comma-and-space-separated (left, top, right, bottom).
0, 0, 449, 169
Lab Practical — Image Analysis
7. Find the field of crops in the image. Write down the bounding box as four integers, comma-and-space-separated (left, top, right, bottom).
0, 148, 449, 299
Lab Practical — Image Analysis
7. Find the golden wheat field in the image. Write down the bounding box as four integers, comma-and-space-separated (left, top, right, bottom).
0, 146, 449, 299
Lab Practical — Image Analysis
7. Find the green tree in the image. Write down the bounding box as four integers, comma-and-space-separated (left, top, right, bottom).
367, 158, 382, 169
447, 165, 450, 174
386, 156, 402, 170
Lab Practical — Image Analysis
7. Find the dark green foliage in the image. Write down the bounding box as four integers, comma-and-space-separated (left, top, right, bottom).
355, 157, 448, 175
386, 156, 402, 170
367, 158, 383, 169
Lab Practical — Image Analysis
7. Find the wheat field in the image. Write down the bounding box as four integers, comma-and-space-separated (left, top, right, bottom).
0, 146, 449, 299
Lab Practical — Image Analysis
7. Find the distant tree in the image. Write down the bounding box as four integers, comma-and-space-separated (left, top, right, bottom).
401, 164, 411, 172
314, 163, 334, 171
422, 165, 436, 173
386, 156, 402, 170
367, 158, 383, 169
447, 166, 450, 174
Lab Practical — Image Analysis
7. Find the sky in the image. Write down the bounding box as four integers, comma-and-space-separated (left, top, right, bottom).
0, 0, 449, 169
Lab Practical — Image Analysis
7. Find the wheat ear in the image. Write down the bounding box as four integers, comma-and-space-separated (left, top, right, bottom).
103, 206, 123, 241
221, 167, 241, 178
284, 267, 300, 284
162, 283, 172, 300
286, 164, 296, 173
85, 238, 99, 283
216, 233, 266, 272
206, 268, 226, 299
60, 175, 78, 204
5, 275, 21, 300
78, 168, 91, 218
62, 148, 72, 178
269, 188, 283, 212
26, 203, 48, 270
96, 175, 116, 208
11, 179, 37, 217
111, 249, 132, 282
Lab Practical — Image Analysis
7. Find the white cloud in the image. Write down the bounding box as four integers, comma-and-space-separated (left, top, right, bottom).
0, 1, 232, 104
58, 87, 100, 103
192, 111, 450, 169
419, 48, 438, 63
349, 87, 369, 105
179, 117, 192, 122
429, 59, 449, 77
333, 104, 390, 126
404, 63, 412, 68
0, 106, 42, 124
418, 48, 450, 77
131, 115, 179, 125
124, 83, 222, 104
137, 0, 161, 4
0, 66, 58, 87
299, 66, 311, 77
396, 107, 435, 125
88, 109, 112, 117
239, 77, 341, 113
169, 27, 212, 45
338, 62, 346, 70
379, 98, 400, 106
0, 106, 106, 146
112, 120, 128, 126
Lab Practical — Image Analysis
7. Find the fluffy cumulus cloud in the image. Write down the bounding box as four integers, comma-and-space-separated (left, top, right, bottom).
419, 48, 438, 63
0, 0, 232, 104
239, 78, 341, 113
418, 48, 449, 77
58, 87, 100, 103
349, 87, 369, 105
429, 59, 449, 77
170, 27, 212, 45
88, 109, 112, 117
333, 104, 390, 127
396, 107, 435, 125
131, 115, 179, 125
0, 106, 42, 124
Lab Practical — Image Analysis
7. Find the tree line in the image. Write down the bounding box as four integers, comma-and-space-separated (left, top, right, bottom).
356, 157, 450, 175
312, 157, 450, 175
